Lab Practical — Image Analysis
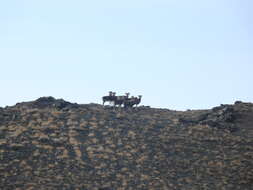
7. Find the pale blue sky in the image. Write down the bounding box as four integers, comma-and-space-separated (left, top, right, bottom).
0, 0, 252, 110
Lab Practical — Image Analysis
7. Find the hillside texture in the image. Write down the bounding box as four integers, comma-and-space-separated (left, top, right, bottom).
0, 97, 253, 190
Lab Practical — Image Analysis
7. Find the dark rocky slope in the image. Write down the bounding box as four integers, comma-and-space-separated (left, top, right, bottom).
0, 97, 252, 190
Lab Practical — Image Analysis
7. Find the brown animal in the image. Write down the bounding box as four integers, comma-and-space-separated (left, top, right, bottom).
124, 95, 142, 108
102, 91, 116, 106
114, 93, 130, 107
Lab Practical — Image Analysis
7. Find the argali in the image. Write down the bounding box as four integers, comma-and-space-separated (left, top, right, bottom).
102, 92, 142, 108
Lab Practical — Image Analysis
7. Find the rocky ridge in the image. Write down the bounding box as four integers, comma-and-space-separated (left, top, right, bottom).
0, 97, 253, 189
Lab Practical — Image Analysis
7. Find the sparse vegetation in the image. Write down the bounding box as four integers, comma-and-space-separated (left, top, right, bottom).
0, 97, 252, 189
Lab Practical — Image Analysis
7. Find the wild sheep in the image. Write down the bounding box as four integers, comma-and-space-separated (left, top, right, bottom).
102, 91, 116, 105
114, 93, 130, 107
124, 95, 142, 108
102, 92, 142, 108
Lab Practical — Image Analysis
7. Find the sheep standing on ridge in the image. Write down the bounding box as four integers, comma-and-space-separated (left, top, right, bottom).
102, 92, 142, 108
114, 93, 130, 107
102, 91, 116, 106
124, 95, 142, 108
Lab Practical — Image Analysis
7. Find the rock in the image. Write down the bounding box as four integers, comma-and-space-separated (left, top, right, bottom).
32, 96, 78, 109
235, 101, 243, 105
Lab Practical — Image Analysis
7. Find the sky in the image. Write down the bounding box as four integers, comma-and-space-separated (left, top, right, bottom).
0, 0, 252, 110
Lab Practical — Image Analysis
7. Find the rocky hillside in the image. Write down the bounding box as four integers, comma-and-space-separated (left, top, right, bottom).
0, 97, 253, 190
